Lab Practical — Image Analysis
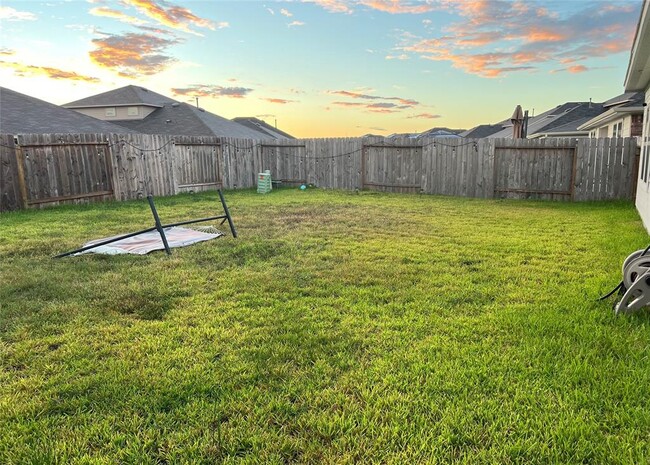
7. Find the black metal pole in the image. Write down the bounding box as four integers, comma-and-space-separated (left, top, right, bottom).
147, 195, 172, 255
163, 215, 228, 228
217, 189, 237, 238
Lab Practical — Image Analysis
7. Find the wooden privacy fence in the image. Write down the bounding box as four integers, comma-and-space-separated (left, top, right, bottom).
0, 133, 639, 211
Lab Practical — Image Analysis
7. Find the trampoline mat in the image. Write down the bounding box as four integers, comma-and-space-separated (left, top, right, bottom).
76, 226, 223, 255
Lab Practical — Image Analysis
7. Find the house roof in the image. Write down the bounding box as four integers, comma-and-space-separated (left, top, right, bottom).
487, 102, 604, 138
420, 127, 465, 138
64, 85, 171, 108
528, 116, 594, 138
625, 0, 650, 91
577, 92, 644, 131
0, 87, 135, 135
64, 85, 268, 139
603, 91, 644, 108
107, 102, 267, 139
460, 124, 504, 138
232, 117, 295, 139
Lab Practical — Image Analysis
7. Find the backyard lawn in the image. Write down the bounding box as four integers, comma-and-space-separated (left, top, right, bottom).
2, 188, 650, 464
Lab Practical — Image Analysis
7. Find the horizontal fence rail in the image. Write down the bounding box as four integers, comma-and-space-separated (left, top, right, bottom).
0, 133, 639, 211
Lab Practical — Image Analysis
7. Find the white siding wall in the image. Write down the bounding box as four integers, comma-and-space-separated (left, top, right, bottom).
623, 114, 633, 137
71, 106, 157, 121
635, 89, 650, 231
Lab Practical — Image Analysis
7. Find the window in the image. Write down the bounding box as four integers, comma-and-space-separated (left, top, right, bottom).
642, 106, 650, 183
127, 106, 139, 116
104, 107, 116, 117
612, 121, 623, 138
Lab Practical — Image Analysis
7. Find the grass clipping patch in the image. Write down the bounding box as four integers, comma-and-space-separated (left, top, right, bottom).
104, 285, 176, 320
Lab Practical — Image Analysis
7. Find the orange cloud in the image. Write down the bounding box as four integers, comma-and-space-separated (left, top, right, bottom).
385, 54, 409, 60
331, 98, 417, 113
89, 6, 147, 25
306, 0, 353, 14
329, 90, 419, 106
525, 29, 567, 42
89, 32, 179, 77
407, 113, 442, 119
263, 98, 297, 104
122, 0, 215, 35
0, 61, 100, 82
359, 0, 435, 14
0, 47, 14, 56
395, 0, 639, 78
172, 85, 253, 98
567, 65, 588, 73
332, 101, 365, 107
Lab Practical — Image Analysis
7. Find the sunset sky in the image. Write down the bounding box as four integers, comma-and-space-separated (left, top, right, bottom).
0, 0, 643, 138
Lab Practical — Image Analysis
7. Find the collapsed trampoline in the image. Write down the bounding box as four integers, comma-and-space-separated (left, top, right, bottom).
55, 190, 237, 258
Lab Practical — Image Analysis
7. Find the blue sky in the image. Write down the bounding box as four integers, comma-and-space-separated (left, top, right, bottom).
0, 0, 643, 137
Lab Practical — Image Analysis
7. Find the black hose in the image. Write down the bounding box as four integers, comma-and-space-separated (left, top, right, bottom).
599, 281, 624, 301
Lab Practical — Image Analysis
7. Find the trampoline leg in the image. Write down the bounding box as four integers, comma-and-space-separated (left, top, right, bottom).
218, 189, 237, 238
147, 195, 172, 255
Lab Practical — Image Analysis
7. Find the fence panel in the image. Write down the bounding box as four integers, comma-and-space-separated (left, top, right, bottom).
261, 140, 307, 186
173, 135, 221, 193
15, 133, 114, 207
363, 137, 422, 193
493, 138, 576, 200
0, 135, 21, 211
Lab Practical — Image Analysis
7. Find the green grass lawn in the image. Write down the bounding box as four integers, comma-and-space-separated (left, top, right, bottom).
1, 188, 650, 464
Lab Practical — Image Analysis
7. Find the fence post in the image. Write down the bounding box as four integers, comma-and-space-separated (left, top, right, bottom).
14, 142, 29, 209
360, 141, 366, 190
490, 138, 498, 199
632, 142, 641, 199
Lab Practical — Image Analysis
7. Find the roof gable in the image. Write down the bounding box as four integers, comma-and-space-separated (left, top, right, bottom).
64, 85, 174, 108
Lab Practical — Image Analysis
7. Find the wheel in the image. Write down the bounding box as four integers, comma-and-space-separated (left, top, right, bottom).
623, 254, 650, 289
622, 249, 646, 276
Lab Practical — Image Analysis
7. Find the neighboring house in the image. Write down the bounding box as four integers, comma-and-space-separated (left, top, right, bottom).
625, 0, 650, 231
420, 127, 464, 138
487, 101, 605, 139
0, 87, 134, 135
63, 85, 268, 139
577, 92, 644, 138
460, 124, 503, 138
389, 127, 464, 139
232, 117, 295, 139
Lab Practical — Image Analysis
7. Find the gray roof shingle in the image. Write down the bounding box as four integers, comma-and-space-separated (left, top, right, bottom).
0, 87, 134, 135
460, 124, 504, 138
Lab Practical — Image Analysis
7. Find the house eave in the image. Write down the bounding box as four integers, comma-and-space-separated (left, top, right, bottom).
625, 0, 650, 91
528, 131, 587, 139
